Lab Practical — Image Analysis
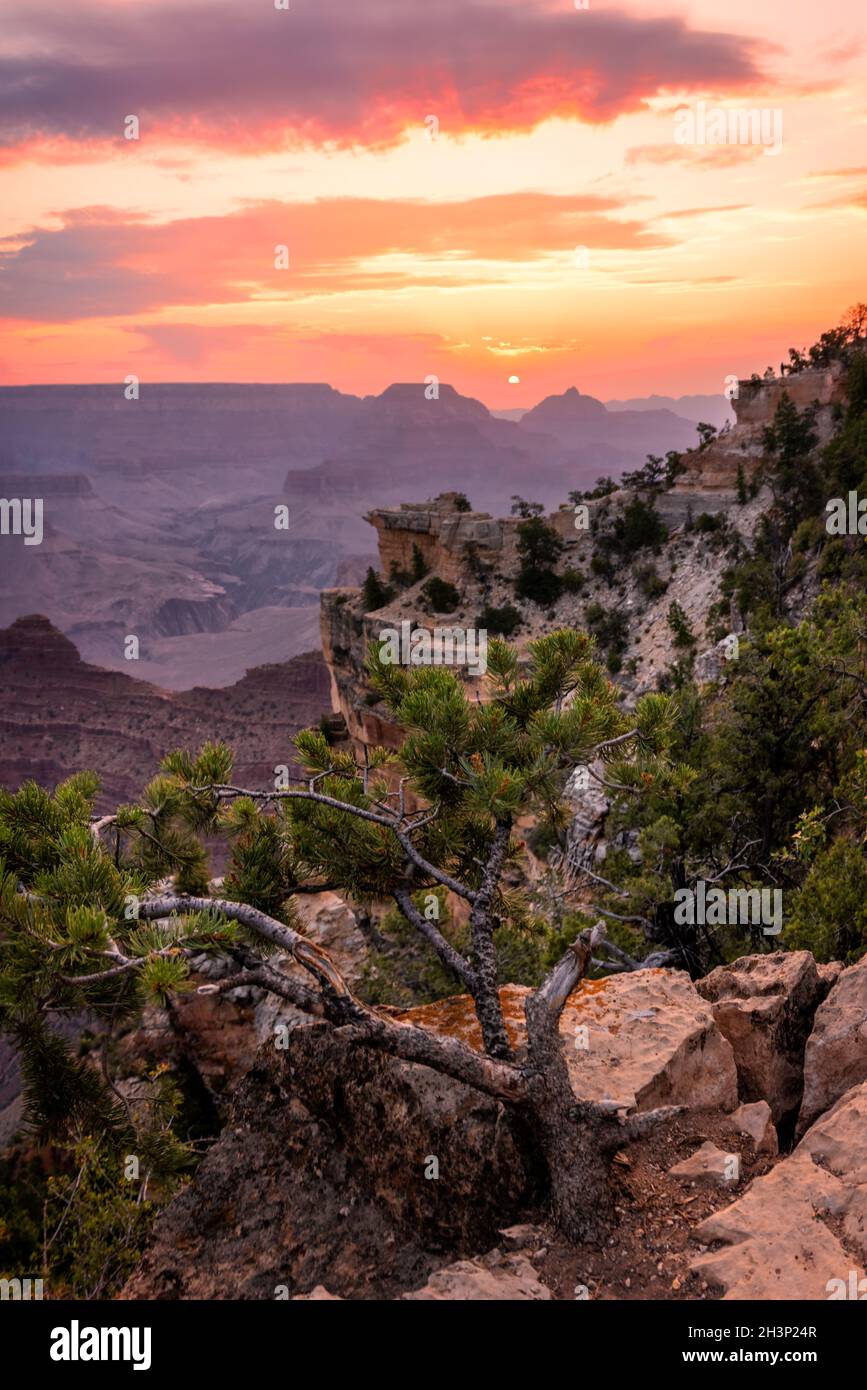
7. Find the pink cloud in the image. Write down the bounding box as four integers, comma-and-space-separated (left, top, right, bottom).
0, 0, 775, 159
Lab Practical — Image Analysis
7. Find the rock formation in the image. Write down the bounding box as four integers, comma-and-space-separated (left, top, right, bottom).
120, 945, 867, 1301
0, 614, 331, 808
696, 951, 830, 1132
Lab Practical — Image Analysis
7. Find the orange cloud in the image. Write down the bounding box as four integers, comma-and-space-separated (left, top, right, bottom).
0, 194, 673, 322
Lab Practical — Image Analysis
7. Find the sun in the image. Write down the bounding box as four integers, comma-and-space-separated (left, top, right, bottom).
508, 375, 520, 385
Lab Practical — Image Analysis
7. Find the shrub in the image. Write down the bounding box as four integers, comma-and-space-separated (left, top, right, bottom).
619, 496, 668, 551
510, 496, 545, 518
515, 515, 565, 604
560, 567, 585, 594
585, 602, 628, 671
736, 461, 748, 505
516, 567, 563, 605
592, 497, 668, 577
636, 564, 667, 600
667, 601, 696, 649
478, 603, 522, 637
422, 576, 461, 612
784, 841, 867, 963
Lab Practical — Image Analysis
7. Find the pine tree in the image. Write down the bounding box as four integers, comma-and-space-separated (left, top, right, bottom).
0, 633, 684, 1242
736, 460, 748, 505
361, 567, 392, 611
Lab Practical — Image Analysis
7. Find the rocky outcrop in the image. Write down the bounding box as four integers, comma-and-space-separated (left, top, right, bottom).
797, 955, 867, 1138
366, 493, 516, 587
674, 364, 846, 495
121, 1021, 543, 1300
121, 966, 738, 1299
696, 951, 829, 1129
117, 893, 370, 1128
118, 986, 260, 1123
690, 1081, 867, 1300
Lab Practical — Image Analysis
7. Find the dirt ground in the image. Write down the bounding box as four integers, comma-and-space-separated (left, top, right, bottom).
526, 1108, 780, 1300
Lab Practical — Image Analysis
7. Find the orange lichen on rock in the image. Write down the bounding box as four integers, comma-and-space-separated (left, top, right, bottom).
397, 970, 738, 1116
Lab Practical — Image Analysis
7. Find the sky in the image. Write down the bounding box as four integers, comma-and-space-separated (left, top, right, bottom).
0, 0, 865, 406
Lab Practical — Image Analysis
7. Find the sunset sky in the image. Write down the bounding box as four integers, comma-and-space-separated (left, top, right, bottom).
1, 0, 865, 406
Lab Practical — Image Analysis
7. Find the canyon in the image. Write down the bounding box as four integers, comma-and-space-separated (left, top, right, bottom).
1, 355, 862, 1304
0, 380, 704, 688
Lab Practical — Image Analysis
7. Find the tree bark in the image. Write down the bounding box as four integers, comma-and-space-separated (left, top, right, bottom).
467, 819, 514, 1060
522, 921, 613, 1240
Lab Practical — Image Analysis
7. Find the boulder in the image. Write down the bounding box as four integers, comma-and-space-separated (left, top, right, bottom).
797, 954, 867, 1138
406, 971, 738, 1115
402, 1250, 551, 1301
690, 1081, 867, 1299
728, 1100, 778, 1155
121, 988, 258, 1113
696, 951, 827, 1127
668, 1141, 741, 1188
121, 969, 736, 1299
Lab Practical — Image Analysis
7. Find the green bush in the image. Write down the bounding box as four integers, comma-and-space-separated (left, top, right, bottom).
422, 576, 461, 612
667, 601, 696, 649
478, 603, 522, 637
636, 564, 667, 599
515, 567, 563, 605
585, 602, 628, 671
561, 567, 585, 594
514, 515, 564, 604
784, 840, 867, 963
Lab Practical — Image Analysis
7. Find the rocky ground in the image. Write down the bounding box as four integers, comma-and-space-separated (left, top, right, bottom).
116, 897, 867, 1301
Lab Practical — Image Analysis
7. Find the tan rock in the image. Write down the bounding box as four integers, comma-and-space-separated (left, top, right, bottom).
668, 1141, 741, 1188
402, 1250, 551, 1301
403, 968, 738, 1115
693, 1220, 854, 1301
696, 951, 826, 1125
293, 1285, 343, 1300
818, 961, 845, 990
498, 1224, 547, 1251
797, 955, 867, 1138
690, 1081, 867, 1299
728, 1100, 778, 1155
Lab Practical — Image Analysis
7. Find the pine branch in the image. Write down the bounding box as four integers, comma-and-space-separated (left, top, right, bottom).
391, 885, 475, 990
